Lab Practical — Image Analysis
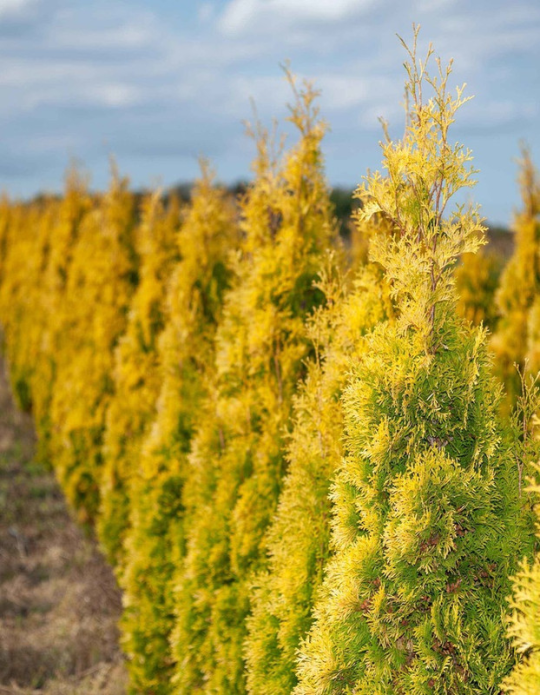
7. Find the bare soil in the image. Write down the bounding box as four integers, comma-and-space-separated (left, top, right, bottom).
0, 359, 127, 694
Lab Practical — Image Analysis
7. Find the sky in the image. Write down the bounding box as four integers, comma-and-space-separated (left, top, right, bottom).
0, 0, 538, 227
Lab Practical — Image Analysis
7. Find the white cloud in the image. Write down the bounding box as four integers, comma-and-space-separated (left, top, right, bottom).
414, 0, 457, 12
65, 83, 142, 109
52, 23, 153, 50
0, 0, 536, 226
316, 74, 399, 112
0, 0, 36, 18
219, 0, 378, 36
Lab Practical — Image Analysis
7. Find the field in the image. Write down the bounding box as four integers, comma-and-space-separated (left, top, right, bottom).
1, 31, 539, 695
0, 357, 126, 693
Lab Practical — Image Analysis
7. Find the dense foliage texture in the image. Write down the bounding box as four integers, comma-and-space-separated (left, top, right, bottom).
120, 168, 239, 693
50, 171, 139, 521
244, 256, 392, 695
294, 32, 532, 694
98, 191, 181, 563
455, 250, 503, 331
504, 468, 540, 695
0, 30, 538, 695
170, 77, 339, 695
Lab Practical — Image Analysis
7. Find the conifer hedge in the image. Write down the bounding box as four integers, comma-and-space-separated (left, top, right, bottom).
120, 165, 239, 693
245, 257, 393, 695
170, 75, 339, 694
491, 148, 540, 411
0, 28, 538, 695
455, 250, 503, 331
98, 190, 181, 564
293, 31, 534, 694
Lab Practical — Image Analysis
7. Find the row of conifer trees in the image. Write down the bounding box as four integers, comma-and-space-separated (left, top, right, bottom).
1, 30, 540, 694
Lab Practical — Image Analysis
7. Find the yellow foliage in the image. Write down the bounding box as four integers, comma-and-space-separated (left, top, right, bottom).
30, 168, 93, 463
245, 255, 392, 694
491, 148, 540, 409
0, 198, 56, 413
170, 73, 339, 694
294, 28, 527, 694
98, 191, 181, 563
504, 456, 540, 695
0, 35, 537, 695
49, 169, 138, 522
455, 250, 503, 331
119, 165, 240, 693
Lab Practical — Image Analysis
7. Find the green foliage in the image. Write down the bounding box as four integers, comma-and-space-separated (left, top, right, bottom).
503, 374, 540, 694
504, 472, 540, 694
1, 31, 538, 695
294, 29, 531, 694
119, 165, 239, 694
245, 255, 392, 695
504, 553, 540, 694
170, 74, 338, 695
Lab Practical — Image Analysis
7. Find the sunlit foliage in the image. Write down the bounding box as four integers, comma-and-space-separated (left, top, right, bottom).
294, 29, 532, 694
245, 248, 393, 694
120, 166, 239, 694
98, 191, 181, 563
170, 75, 339, 695
455, 250, 503, 331
0, 29, 537, 695
504, 470, 540, 694
49, 168, 138, 522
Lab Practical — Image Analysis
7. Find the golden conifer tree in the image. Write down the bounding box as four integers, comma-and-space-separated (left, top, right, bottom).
245, 245, 392, 694
29, 168, 92, 464
49, 169, 138, 522
98, 191, 181, 563
119, 166, 239, 694
492, 148, 540, 408
0, 184, 90, 481
0, 198, 55, 412
0, 194, 13, 286
170, 75, 338, 695
504, 471, 540, 694
294, 30, 531, 694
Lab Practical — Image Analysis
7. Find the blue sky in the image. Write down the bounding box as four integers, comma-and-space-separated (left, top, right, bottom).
0, 0, 538, 226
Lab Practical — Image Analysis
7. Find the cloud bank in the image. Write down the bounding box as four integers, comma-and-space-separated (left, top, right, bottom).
0, 0, 537, 223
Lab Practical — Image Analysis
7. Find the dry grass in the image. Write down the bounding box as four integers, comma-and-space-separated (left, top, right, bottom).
0, 359, 127, 694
